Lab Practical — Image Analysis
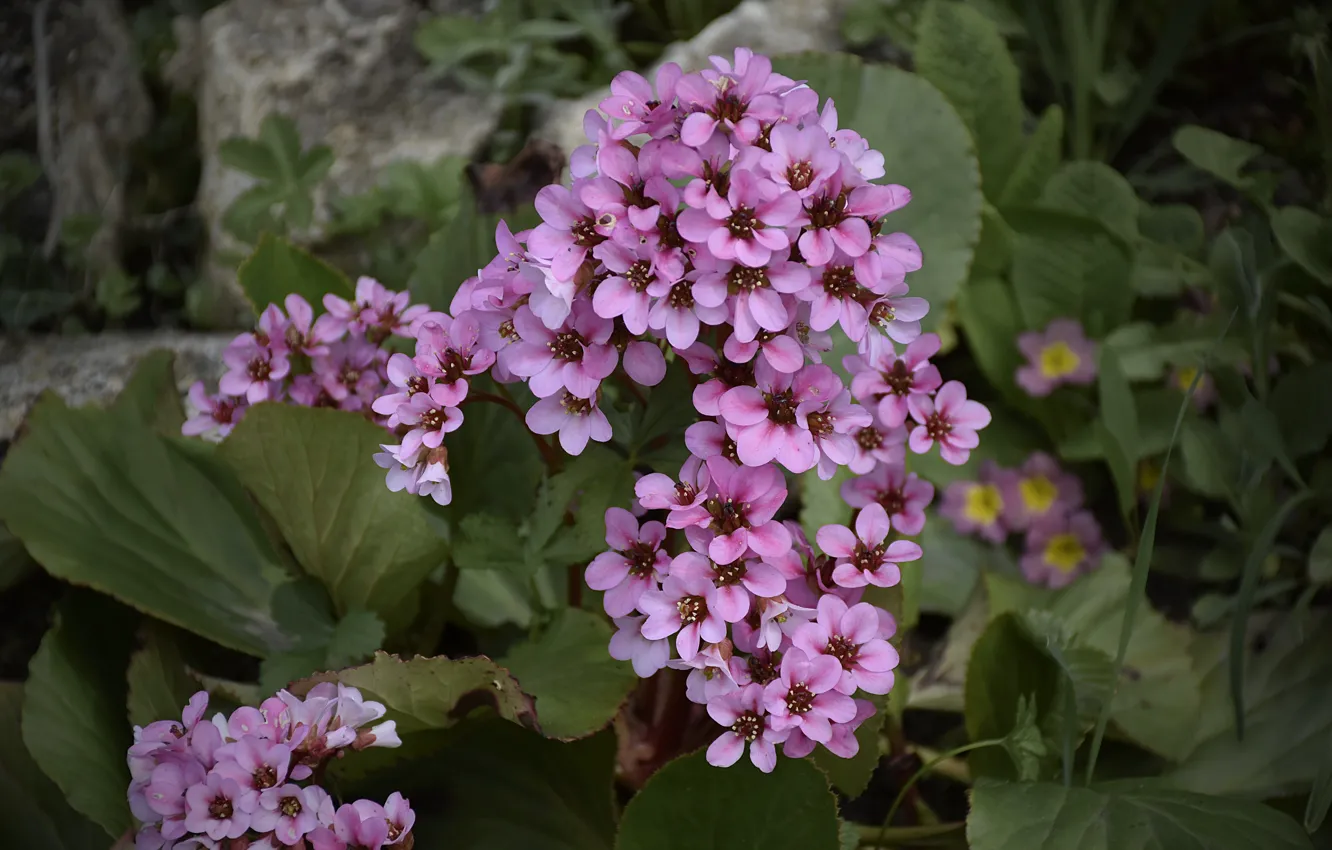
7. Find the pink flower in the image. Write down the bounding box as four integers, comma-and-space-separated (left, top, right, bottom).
691, 253, 810, 343
792, 595, 898, 695
280, 294, 341, 357
219, 334, 290, 404
639, 572, 728, 661
624, 341, 667, 386
370, 353, 429, 425
800, 250, 883, 341
182, 382, 246, 439
706, 684, 789, 772
591, 242, 662, 334
608, 615, 671, 677
671, 550, 786, 622
600, 63, 682, 139
1021, 510, 1104, 588
782, 697, 877, 759
252, 784, 329, 845
763, 648, 857, 743
143, 761, 205, 818
397, 389, 463, 457
526, 182, 612, 283
212, 735, 292, 808
797, 387, 873, 480
331, 801, 389, 850
906, 381, 991, 465
844, 415, 907, 474
676, 51, 784, 146
525, 391, 613, 455
183, 773, 253, 841
312, 339, 384, 411
374, 443, 451, 505
722, 328, 805, 374
412, 312, 495, 406
1016, 318, 1098, 397
758, 122, 842, 197
849, 333, 942, 427
505, 304, 617, 399
718, 362, 842, 472
383, 792, 416, 845
586, 508, 669, 617
1001, 452, 1084, 530
676, 169, 802, 268
841, 463, 933, 535
866, 281, 930, 346
816, 503, 922, 588
670, 460, 791, 565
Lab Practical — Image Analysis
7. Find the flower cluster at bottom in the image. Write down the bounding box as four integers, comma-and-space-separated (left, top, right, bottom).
128, 687, 409, 850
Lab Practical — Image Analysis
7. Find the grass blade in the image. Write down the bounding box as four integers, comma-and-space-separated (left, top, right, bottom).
1083, 309, 1236, 784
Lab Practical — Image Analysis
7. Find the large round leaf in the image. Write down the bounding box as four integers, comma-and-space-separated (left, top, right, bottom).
774, 53, 982, 330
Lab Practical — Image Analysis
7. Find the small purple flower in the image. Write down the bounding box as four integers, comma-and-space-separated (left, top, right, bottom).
525, 391, 613, 455
1021, 510, 1104, 588
782, 696, 877, 759
397, 388, 463, 457
1016, 318, 1098, 397
182, 382, 246, 439
907, 381, 991, 465
671, 550, 786, 623
370, 353, 429, 425
639, 572, 728, 661
586, 507, 670, 617
331, 801, 389, 850
721, 328, 805, 374
608, 615, 671, 677
676, 50, 784, 146
526, 182, 613, 283
143, 760, 205, 818
1001, 452, 1084, 530
591, 242, 663, 334
211, 735, 292, 808
816, 503, 922, 589
281, 293, 341, 357
706, 683, 789, 772
412, 312, 496, 406
312, 339, 384, 411
844, 415, 907, 474
183, 772, 253, 841
940, 462, 1011, 543
763, 648, 857, 744
759, 122, 842, 197
691, 252, 811, 343
848, 333, 942, 428
792, 595, 898, 695
600, 63, 682, 139
669, 460, 791, 565
219, 334, 290, 404
797, 387, 872, 480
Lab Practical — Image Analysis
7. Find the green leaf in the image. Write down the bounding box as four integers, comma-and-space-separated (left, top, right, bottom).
1059, 387, 1182, 462
1173, 125, 1276, 203
0, 150, 42, 205
1269, 362, 1332, 458
1166, 613, 1332, 798
913, 0, 1023, 199
0, 395, 332, 657
95, 268, 142, 319
774, 52, 982, 328
409, 182, 543, 311
967, 779, 1313, 850
530, 446, 635, 567
0, 682, 109, 849
973, 204, 1014, 275
1009, 210, 1134, 336
111, 349, 185, 433
258, 113, 303, 181
1309, 527, 1332, 584
799, 466, 853, 536
500, 608, 637, 740
1179, 417, 1237, 498
1272, 206, 1332, 285
1130, 241, 1213, 297
956, 275, 1028, 406
1098, 348, 1139, 516
1139, 203, 1205, 255
452, 513, 534, 574
1307, 731, 1332, 832
985, 560, 1203, 762
23, 592, 135, 839
126, 621, 198, 727
998, 105, 1065, 209
236, 234, 353, 315
323, 609, 386, 668
964, 613, 1060, 779
292, 652, 537, 735
358, 719, 616, 850
218, 404, 446, 623
217, 137, 282, 182
1039, 161, 1140, 243
616, 749, 840, 850
453, 568, 538, 629
443, 380, 545, 519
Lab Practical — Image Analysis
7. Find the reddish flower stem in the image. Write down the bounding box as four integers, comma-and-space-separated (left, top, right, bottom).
463, 391, 564, 473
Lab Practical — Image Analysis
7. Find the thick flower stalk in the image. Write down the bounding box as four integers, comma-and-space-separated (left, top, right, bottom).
127, 686, 411, 850
367, 48, 990, 772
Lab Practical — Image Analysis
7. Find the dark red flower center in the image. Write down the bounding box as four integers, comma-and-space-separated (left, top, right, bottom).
710, 90, 749, 124
851, 541, 888, 573
727, 265, 769, 294
706, 497, 750, 535
855, 427, 882, 451
407, 376, 429, 395
785, 683, 815, 715
209, 797, 234, 820
713, 560, 747, 587
419, 406, 448, 430
279, 796, 302, 818
878, 487, 906, 516
884, 360, 913, 395
253, 765, 277, 790
826, 635, 858, 669
572, 217, 606, 247
870, 301, 897, 329
666, 281, 694, 310
820, 265, 860, 299
731, 711, 765, 742
247, 356, 272, 382
437, 349, 470, 382
924, 412, 952, 440
720, 434, 740, 464
626, 261, 653, 291
806, 411, 834, 438
624, 542, 659, 577
559, 392, 594, 416
548, 332, 585, 362
677, 595, 707, 625
674, 481, 698, 504
787, 162, 814, 191
748, 652, 780, 685
807, 191, 848, 228
765, 389, 798, 426
340, 365, 361, 387
727, 207, 758, 239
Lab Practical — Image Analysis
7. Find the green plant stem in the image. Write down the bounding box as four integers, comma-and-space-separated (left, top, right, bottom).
875, 738, 1006, 848
1059, 0, 1093, 160
909, 746, 973, 784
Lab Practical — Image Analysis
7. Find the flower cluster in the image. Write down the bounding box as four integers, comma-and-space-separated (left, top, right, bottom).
939, 452, 1103, 587
128, 687, 409, 850
183, 278, 433, 441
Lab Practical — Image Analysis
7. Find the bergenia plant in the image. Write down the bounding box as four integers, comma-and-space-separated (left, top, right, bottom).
184, 48, 989, 777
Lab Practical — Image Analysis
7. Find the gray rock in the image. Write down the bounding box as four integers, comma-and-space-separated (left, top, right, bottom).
537, 0, 852, 158
0, 332, 234, 441
195, 0, 502, 316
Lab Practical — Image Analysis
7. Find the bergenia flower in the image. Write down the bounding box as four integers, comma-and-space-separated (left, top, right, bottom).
586, 508, 670, 617
792, 594, 898, 695
183, 773, 253, 841
639, 572, 728, 661
717, 362, 843, 472
907, 381, 991, 465
252, 784, 329, 845
505, 304, 617, 399
1015, 318, 1098, 397
763, 648, 857, 743
525, 391, 613, 455
413, 312, 495, 406
609, 616, 671, 677
816, 503, 922, 588
841, 463, 933, 536
848, 333, 942, 428
676, 168, 802, 268
182, 383, 245, 440
671, 460, 791, 565
706, 683, 789, 773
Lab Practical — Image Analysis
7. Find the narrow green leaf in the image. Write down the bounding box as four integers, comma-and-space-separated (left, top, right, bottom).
1269, 363, 1332, 457
1098, 347, 1139, 515
1271, 206, 1332, 285
23, 592, 136, 839
1309, 527, 1332, 584
259, 113, 304, 183
1306, 730, 1332, 832
616, 749, 840, 850
998, 105, 1065, 209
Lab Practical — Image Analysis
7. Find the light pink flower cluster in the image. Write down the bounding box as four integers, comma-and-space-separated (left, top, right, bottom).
185, 278, 434, 439
939, 452, 1103, 587
128, 687, 409, 850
